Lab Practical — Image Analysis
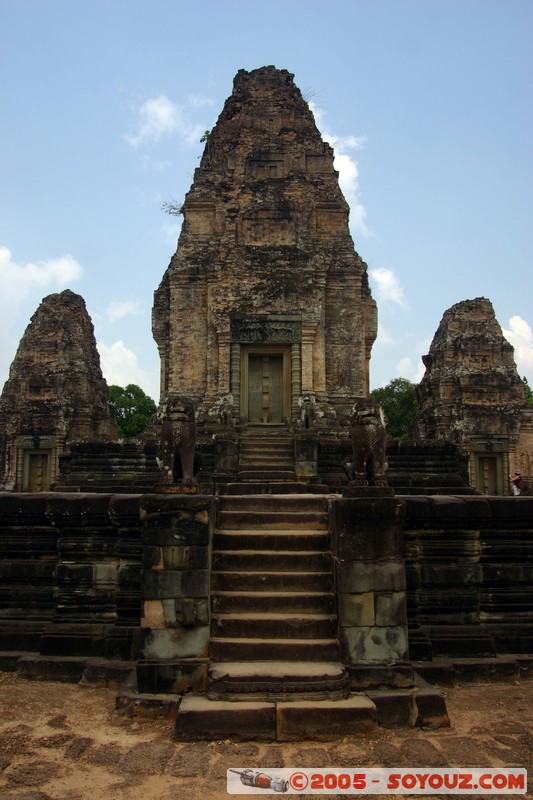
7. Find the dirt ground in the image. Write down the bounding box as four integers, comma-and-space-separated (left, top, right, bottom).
0, 672, 530, 800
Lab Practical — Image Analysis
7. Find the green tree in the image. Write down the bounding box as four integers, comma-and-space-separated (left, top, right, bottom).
108, 384, 157, 438
370, 378, 419, 440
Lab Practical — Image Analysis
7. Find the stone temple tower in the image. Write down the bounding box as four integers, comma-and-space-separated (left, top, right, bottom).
410, 297, 533, 494
0, 290, 116, 491
153, 66, 377, 432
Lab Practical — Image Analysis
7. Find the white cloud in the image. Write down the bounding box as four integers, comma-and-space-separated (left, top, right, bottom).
105, 300, 141, 323
98, 339, 159, 399
502, 315, 533, 381
369, 267, 407, 307
187, 92, 215, 109
310, 102, 370, 236
396, 356, 426, 383
125, 93, 206, 148
140, 155, 173, 172
375, 322, 395, 347
0, 245, 82, 334
0, 245, 82, 300
0, 245, 84, 392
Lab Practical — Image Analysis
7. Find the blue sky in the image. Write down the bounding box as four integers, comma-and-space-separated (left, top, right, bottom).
1, 0, 532, 401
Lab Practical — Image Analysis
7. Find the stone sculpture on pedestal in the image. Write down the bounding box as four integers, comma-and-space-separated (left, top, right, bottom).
344, 398, 391, 494
156, 395, 198, 492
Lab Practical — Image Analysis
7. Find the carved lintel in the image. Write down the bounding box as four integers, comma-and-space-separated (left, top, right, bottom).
231, 316, 302, 344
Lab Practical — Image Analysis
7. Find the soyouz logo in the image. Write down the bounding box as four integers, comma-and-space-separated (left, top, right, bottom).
227, 767, 527, 794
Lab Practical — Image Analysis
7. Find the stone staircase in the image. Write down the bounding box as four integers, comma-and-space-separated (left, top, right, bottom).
174, 493, 380, 740
209, 494, 345, 693
237, 427, 296, 482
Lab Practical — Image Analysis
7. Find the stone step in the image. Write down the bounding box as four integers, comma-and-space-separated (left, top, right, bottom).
211, 570, 333, 593
207, 660, 349, 700
209, 636, 341, 662
239, 458, 294, 468
217, 511, 327, 530
212, 550, 331, 572
241, 431, 292, 438
240, 444, 292, 452
266, 482, 330, 494
211, 590, 335, 614
239, 451, 293, 460
240, 437, 293, 446
277, 696, 377, 741
213, 529, 330, 551
238, 470, 297, 482
239, 449, 293, 458
238, 449, 292, 455
218, 495, 328, 512
174, 693, 377, 741
175, 695, 277, 741
211, 612, 338, 639
220, 482, 330, 495
239, 456, 293, 465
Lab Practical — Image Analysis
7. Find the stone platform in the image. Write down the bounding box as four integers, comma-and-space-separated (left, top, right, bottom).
4, 650, 533, 741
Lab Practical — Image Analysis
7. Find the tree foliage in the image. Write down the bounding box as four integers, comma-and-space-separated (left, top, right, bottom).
108, 384, 157, 438
161, 198, 183, 216
370, 378, 419, 440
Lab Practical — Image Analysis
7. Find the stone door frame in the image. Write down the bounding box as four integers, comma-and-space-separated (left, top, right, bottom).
22, 449, 52, 492
239, 344, 292, 424
15, 435, 58, 492
470, 449, 508, 496
230, 314, 302, 424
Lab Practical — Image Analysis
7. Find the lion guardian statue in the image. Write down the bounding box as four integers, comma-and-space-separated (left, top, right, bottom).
345, 397, 388, 487
157, 394, 197, 485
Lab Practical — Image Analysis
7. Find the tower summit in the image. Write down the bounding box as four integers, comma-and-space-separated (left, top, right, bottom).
153, 66, 377, 429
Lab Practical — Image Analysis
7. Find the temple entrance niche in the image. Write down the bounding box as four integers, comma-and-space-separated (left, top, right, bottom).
471, 451, 506, 495
230, 315, 302, 426
241, 345, 291, 424
23, 450, 51, 492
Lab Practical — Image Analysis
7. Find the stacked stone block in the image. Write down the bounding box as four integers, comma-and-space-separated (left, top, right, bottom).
0, 493, 59, 650
330, 498, 409, 675
0, 492, 143, 661
402, 495, 533, 658
0, 492, 532, 689
137, 494, 215, 694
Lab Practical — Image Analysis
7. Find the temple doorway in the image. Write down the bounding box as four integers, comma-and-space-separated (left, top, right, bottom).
23, 451, 51, 492
473, 453, 504, 495
241, 346, 291, 424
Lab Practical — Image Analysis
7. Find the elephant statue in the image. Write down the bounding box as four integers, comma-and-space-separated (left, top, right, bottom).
346, 397, 388, 487
158, 394, 197, 485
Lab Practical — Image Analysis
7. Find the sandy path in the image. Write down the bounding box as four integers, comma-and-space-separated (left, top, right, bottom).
0, 672, 531, 799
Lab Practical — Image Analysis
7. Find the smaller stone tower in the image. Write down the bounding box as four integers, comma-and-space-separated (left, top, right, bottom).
0, 290, 116, 491
411, 297, 533, 494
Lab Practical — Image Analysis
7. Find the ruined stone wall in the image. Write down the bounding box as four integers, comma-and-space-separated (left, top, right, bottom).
0, 492, 215, 687
137, 494, 214, 694
401, 495, 533, 658
0, 290, 116, 491
0, 493, 142, 659
1, 493, 531, 670
331, 498, 409, 668
153, 67, 377, 425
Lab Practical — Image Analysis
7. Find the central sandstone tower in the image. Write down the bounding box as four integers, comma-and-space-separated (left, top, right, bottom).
153, 66, 377, 431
